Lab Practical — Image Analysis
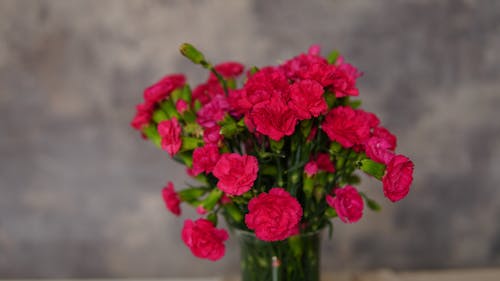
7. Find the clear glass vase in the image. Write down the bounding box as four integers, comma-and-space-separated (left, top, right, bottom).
234, 229, 322, 281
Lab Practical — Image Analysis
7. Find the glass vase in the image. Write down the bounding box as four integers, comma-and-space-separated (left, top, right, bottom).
234, 229, 322, 281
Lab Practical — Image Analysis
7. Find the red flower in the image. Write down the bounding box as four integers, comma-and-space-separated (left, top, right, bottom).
373, 126, 397, 150
130, 102, 153, 131
197, 95, 229, 128
281, 53, 328, 82
227, 89, 250, 116
210, 62, 245, 81
192, 145, 221, 175
212, 153, 259, 196
192, 80, 224, 105
382, 155, 414, 202
143, 74, 185, 105
358, 109, 380, 128
327, 57, 362, 98
203, 125, 223, 145
250, 98, 298, 141
175, 99, 189, 114
243, 67, 289, 107
158, 118, 182, 156
162, 182, 181, 216
287, 80, 328, 120
308, 44, 321, 56
196, 205, 208, 215
321, 106, 371, 148
245, 188, 303, 241
315, 153, 335, 173
181, 218, 229, 261
365, 137, 395, 165
304, 161, 319, 177
326, 186, 363, 223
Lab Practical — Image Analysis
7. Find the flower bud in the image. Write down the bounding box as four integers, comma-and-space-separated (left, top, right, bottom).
180, 43, 208, 67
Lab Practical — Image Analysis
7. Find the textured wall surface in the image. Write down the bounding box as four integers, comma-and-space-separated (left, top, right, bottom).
1, 0, 500, 278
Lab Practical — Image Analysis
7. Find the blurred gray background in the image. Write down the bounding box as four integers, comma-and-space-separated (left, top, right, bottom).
1, 0, 500, 278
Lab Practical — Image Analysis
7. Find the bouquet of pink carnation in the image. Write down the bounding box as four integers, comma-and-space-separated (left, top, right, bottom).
131, 43, 414, 268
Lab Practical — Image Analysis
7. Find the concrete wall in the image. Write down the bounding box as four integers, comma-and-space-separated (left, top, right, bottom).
1, 0, 500, 277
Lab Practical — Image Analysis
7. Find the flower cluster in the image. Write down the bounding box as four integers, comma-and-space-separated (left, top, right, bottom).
131, 44, 414, 261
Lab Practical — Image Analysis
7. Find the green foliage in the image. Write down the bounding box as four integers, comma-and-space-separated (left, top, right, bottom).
327, 49, 340, 64
359, 159, 386, 180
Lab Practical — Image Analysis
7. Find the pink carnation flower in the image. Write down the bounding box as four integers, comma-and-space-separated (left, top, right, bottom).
281, 53, 328, 82
315, 153, 335, 173
373, 126, 397, 150
203, 125, 223, 145
365, 137, 395, 165
304, 161, 319, 177
130, 102, 153, 131
326, 186, 363, 223
321, 106, 371, 148
181, 218, 229, 261
210, 62, 245, 81
143, 74, 185, 105
245, 188, 303, 241
243, 67, 289, 106
382, 155, 414, 202
192, 145, 221, 175
287, 79, 328, 120
158, 118, 182, 156
196, 205, 208, 215
162, 182, 181, 216
212, 153, 259, 196
175, 99, 189, 114
192, 80, 224, 105
250, 98, 298, 141
197, 95, 229, 128
327, 57, 362, 98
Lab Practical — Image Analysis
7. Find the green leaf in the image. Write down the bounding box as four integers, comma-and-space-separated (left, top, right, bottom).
193, 100, 202, 112
178, 187, 208, 203
367, 198, 382, 212
182, 111, 196, 123
329, 142, 342, 154
152, 110, 168, 123
224, 203, 243, 223
325, 208, 337, 218
181, 137, 204, 152
207, 212, 218, 226
181, 85, 192, 102
174, 151, 193, 167
303, 176, 314, 198
202, 189, 223, 211
141, 124, 161, 147
159, 99, 180, 119
325, 92, 336, 109
359, 159, 386, 180
360, 192, 382, 212
270, 139, 285, 153
170, 88, 182, 103
349, 99, 362, 109
219, 115, 240, 138
327, 50, 340, 64
250, 66, 259, 75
